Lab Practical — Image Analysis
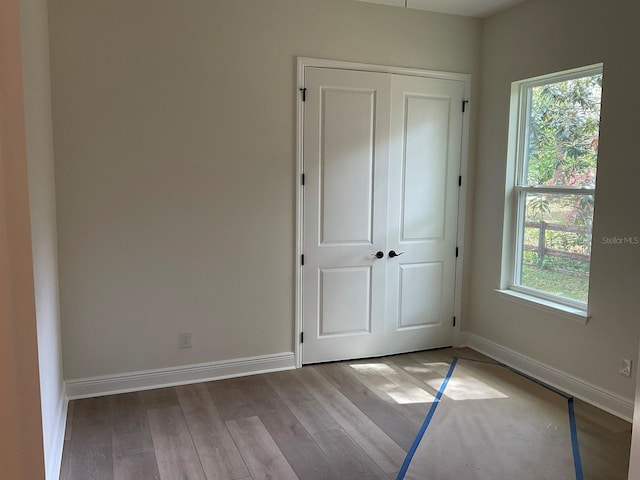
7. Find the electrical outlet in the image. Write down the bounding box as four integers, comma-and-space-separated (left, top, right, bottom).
620, 359, 632, 377
179, 332, 192, 349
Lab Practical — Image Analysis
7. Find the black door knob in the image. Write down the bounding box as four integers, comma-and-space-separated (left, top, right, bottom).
371, 251, 384, 259
388, 250, 405, 258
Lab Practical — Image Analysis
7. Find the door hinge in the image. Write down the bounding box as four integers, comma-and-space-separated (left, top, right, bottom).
300, 331, 304, 343
455, 247, 459, 258
300, 87, 307, 102
301, 173, 305, 186
458, 176, 462, 187
453, 316, 456, 327
462, 100, 469, 113
301, 254, 305, 266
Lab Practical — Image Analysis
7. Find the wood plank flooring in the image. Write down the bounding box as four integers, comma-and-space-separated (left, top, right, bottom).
59, 348, 632, 480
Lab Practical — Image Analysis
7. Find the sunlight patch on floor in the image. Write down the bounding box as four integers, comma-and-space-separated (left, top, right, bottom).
414, 362, 509, 401
350, 363, 395, 374
349, 363, 435, 404
439, 375, 508, 401
386, 387, 435, 405
443, 377, 508, 400
401, 365, 435, 374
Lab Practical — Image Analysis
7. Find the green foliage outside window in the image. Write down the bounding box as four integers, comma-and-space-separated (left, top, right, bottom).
519, 73, 602, 302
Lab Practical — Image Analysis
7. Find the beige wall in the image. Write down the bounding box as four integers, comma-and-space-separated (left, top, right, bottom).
20, 0, 66, 477
0, 0, 46, 477
471, 0, 640, 406
49, 0, 481, 379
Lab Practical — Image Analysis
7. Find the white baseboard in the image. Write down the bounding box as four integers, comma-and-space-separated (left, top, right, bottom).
466, 333, 634, 422
65, 352, 295, 400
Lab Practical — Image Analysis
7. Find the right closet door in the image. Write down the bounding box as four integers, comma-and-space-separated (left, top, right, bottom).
384, 73, 464, 354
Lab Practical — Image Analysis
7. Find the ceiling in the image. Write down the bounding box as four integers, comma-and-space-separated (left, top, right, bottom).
356, 0, 528, 18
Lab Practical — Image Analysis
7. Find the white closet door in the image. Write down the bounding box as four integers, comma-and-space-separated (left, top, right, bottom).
302, 67, 391, 364
301, 67, 463, 364
384, 74, 464, 353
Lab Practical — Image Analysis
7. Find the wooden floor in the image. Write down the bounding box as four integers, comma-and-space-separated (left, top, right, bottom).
59, 348, 632, 480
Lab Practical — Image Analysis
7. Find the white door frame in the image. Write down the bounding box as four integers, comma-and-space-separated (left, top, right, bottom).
294, 57, 471, 368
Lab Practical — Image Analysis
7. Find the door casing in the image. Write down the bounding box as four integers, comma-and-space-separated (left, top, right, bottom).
294, 57, 471, 368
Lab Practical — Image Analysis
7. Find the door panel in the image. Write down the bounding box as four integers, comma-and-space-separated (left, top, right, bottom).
320, 87, 376, 245
397, 262, 443, 329
401, 95, 450, 241
319, 267, 372, 336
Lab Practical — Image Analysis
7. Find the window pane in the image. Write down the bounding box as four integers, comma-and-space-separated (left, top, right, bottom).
525, 75, 602, 187
518, 192, 593, 303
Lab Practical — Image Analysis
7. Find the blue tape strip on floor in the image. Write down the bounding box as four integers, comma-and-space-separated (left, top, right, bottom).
396, 356, 458, 480
568, 397, 584, 480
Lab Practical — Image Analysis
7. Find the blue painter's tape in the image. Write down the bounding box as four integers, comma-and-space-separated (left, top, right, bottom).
396, 356, 458, 480
568, 397, 584, 480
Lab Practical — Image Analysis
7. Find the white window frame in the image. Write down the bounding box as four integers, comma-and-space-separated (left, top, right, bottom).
498, 63, 603, 323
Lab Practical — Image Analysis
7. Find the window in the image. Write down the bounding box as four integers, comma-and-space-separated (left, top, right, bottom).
502, 64, 603, 316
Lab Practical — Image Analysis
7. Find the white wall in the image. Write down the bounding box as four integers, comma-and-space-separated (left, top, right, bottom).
20, 0, 66, 477
49, 0, 481, 380
0, 0, 46, 477
470, 0, 640, 408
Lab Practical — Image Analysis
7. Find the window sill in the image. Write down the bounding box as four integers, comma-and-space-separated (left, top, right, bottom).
495, 289, 590, 325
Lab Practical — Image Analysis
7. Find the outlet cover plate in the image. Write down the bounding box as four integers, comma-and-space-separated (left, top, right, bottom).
620, 359, 632, 377
180, 332, 192, 349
